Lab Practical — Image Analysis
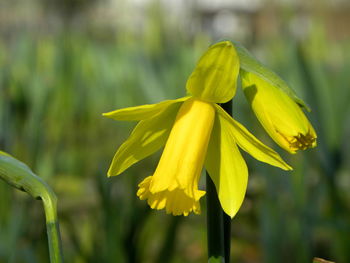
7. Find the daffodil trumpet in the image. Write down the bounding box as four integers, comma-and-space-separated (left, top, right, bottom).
103, 41, 292, 218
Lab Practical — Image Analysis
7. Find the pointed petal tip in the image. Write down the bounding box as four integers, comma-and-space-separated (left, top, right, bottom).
285, 164, 293, 171
107, 168, 120, 177
275, 159, 293, 171
102, 112, 112, 118
224, 207, 239, 219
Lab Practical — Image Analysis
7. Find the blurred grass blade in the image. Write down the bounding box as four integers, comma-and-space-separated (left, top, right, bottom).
0, 151, 63, 263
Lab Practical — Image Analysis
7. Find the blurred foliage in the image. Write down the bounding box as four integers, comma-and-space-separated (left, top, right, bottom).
1, 0, 350, 262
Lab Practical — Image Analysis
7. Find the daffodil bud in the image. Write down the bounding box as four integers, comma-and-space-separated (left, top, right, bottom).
241, 70, 317, 153
186, 41, 240, 103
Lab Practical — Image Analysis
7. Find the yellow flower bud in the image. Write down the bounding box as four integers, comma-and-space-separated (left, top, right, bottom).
241, 70, 317, 153
186, 41, 240, 103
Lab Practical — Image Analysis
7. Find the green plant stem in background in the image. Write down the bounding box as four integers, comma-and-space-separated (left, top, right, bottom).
206, 101, 232, 263
44, 197, 64, 263
0, 152, 64, 263
156, 216, 181, 263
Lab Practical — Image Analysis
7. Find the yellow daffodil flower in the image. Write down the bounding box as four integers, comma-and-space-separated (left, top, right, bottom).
103, 41, 291, 218
241, 70, 317, 153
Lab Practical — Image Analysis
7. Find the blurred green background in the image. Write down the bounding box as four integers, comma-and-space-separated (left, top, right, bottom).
1, 0, 350, 262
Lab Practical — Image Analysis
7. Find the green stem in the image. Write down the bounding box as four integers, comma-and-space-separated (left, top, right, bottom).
206, 173, 225, 263
223, 211, 231, 262
206, 101, 232, 263
42, 196, 64, 263
156, 217, 181, 263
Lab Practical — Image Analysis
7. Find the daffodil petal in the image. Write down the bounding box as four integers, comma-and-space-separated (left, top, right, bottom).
232, 41, 310, 111
186, 41, 240, 103
215, 105, 292, 170
107, 102, 182, 176
103, 97, 189, 121
205, 115, 248, 218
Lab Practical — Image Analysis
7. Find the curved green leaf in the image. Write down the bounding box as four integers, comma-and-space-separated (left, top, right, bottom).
0, 151, 63, 263
0, 151, 56, 207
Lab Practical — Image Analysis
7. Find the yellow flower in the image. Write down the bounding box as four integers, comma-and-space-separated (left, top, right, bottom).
103, 41, 291, 217
241, 70, 317, 153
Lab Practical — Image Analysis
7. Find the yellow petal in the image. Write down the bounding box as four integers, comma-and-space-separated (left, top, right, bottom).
107, 101, 182, 176
186, 41, 240, 103
233, 42, 310, 110
205, 114, 248, 218
215, 105, 292, 170
241, 70, 317, 153
103, 97, 189, 121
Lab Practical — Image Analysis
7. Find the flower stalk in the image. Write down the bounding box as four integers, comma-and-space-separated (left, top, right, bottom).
206, 172, 225, 262
207, 100, 232, 263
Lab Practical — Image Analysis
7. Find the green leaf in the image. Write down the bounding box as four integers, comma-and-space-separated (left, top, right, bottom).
0, 151, 63, 263
232, 41, 310, 111
0, 151, 56, 208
